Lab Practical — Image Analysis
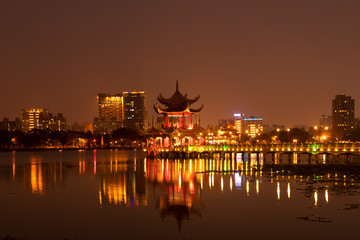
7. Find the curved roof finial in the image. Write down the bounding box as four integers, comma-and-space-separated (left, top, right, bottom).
176, 80, 179, 92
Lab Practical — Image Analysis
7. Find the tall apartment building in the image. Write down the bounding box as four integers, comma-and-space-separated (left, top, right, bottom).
22, 108, 44, 132
94, 93, 123, 134
243, 117, 264, 138
332, 94, 354, 139
123, 91, 146, 130
22, 108, 66, 132
233, 113, 244, 134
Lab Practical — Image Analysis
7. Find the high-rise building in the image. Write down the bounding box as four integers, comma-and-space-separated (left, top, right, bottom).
123, 91, 146, 130
22, 109, 67, 132
94, 93, 123, 134
332, 94, 354, 139
22, 108, 46, 132
233, 113, 244, 134
243, 117, 263, 138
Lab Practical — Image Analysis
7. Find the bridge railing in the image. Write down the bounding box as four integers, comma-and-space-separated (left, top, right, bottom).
151, 143, 360, 154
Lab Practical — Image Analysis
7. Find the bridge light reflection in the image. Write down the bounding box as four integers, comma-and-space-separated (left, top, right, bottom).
221, 176, 224, 192
287, 183, 291, 199
246, 180, 249, 196
325, 189, 329, 203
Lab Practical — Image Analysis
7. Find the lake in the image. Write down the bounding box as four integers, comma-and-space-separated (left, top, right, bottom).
1, 150, 360, 239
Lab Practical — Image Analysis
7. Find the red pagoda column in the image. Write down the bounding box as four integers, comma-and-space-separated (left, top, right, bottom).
165, 115, 169, 128
182, 114, 185, 128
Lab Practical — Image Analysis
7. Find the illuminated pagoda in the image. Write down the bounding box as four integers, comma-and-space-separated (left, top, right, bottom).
141, 81, 206, 157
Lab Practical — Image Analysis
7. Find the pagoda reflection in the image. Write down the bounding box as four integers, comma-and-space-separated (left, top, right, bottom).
146, 159, 203, 231
6, 150, 360, 213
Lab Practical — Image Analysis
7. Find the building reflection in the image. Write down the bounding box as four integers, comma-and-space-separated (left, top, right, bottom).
97, 151, 147, 207
9, 153, 65, 196
6, 150, 360, 218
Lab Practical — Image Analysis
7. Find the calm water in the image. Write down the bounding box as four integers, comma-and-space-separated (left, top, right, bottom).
1, 150, 360, 240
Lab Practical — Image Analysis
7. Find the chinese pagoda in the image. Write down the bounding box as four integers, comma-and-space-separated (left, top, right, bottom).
141, 81, 206, 157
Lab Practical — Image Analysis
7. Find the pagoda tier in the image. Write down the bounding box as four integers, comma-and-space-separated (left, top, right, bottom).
154, 80, 204, 114
140, 124, 207, 138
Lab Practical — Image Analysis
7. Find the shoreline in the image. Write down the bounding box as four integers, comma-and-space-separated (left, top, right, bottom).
0, 147, 142, 152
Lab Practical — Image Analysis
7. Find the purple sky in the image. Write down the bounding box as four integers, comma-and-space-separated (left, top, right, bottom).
1, 0, 360, 127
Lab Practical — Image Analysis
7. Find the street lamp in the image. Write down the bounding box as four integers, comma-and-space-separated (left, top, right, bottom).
287, 128, 290, 143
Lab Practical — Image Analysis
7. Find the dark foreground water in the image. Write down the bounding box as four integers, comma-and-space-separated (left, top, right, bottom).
1, 150, 360, 240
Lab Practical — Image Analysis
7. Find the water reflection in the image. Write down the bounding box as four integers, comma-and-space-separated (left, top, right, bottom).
4, 150, 360, 229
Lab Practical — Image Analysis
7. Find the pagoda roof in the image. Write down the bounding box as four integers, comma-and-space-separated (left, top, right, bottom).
154, 103, 204, 114
154, 81, 204, 114
138, 126, 163, 137
160, 125, 207, 137
220, 123, 236, 132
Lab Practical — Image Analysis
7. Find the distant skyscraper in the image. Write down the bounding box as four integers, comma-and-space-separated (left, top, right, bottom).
123, 91, 146, 130
22, 108, 46, 132
233, 113, 244, 134
22, 108, 66, 132
94, 93, 123, 134
332, 94, 354, 139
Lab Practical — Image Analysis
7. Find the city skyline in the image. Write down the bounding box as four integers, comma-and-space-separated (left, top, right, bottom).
1, 1, 360, 127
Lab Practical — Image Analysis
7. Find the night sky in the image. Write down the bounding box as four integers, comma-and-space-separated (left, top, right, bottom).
1, 0, 360, 127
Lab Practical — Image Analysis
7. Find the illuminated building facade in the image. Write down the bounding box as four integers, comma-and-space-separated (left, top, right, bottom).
332, 94, 354, 139
243, 117, 263, 138
22, 108, 45, 132
206, 123, 237, 145
22, 108, 67, 132
233, 113, 244, 134
94, 93, 123, 134
123, 91, 146, 130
